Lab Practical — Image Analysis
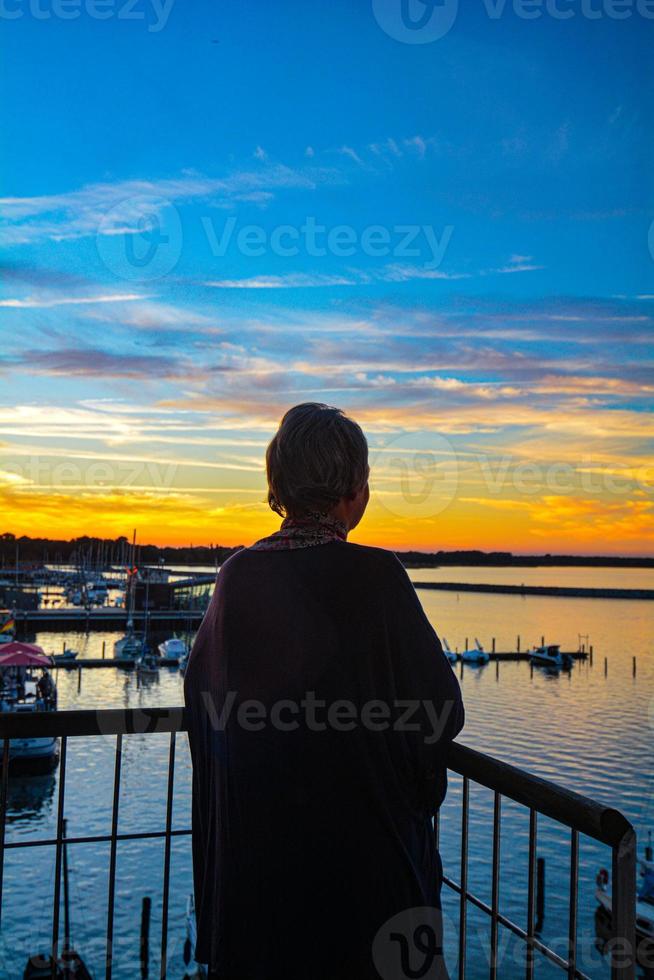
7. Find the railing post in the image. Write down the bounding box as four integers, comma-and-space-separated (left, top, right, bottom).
458, 776, 469, 980
611, 828, 636, 980
0, 738, 9, 928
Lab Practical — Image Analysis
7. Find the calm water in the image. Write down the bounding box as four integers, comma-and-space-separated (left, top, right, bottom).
1, 571, 652, 979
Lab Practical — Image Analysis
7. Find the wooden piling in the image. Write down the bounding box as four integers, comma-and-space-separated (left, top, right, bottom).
77, 666, 82, 692
517, 635, 521, 652
633, 656, 636, 677
492, 637, 496, 653
604, 657, 608, 677
589, 645, 593, 665
541, 635, 544, 648
102, 640, 106, 660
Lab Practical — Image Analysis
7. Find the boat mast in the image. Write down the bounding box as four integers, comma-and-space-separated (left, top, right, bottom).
127, 529, 136, 631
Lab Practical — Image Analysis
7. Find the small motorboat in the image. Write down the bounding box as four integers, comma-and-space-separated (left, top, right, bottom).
183, 893, 207, 978
0, 642, 58, 768
595, 832, 654, 961
460, 638, 490, 665
529, 644, 573, 671
158, 636, 188, 663
53, 647, 78, 663
441, 638, 458, 664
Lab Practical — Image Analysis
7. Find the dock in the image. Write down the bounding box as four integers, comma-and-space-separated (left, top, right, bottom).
14, 608, 205, 631
49, 649, 588, 669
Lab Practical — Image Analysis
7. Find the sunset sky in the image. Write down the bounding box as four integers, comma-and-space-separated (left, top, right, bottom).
1, 1, 652, 554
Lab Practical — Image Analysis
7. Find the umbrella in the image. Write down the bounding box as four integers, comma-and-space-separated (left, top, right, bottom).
0, 641, 53, 668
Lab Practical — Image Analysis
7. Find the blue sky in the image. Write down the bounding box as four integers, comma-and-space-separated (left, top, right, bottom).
0, 0, 652, 552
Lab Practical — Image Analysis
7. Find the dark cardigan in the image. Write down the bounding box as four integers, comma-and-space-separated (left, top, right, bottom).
184, 541, 464, 980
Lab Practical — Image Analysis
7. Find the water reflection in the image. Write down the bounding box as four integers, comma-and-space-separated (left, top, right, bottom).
0, 581, 649, 978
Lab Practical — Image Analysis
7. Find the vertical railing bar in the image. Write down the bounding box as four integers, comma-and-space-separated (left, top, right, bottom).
568, 829, 579, 978
525, 808, 537, 980
51, 735, 67, 979
0, 738, 10, 928
490, 791, 501, 980
611, 829, 637, 980
458, 776, 469, 980
160, 731, 176, 980
105, 733, 123, 980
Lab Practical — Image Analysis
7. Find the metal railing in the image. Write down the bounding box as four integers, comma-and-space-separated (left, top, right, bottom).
0, 707, 637, 979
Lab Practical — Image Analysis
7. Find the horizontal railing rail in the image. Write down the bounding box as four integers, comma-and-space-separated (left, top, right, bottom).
0, 707, 637, 980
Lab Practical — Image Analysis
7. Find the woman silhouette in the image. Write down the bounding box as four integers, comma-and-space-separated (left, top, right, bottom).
185, 403, 463, 980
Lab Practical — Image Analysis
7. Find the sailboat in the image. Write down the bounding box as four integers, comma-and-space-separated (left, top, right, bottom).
113, 531, 144, 666
24, 819, 93, 978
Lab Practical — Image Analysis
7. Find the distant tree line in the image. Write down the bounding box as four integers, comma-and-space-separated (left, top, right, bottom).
0, 532, 651, 568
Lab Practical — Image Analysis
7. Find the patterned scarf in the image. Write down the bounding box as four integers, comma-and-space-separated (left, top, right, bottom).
249, 512, 348, 551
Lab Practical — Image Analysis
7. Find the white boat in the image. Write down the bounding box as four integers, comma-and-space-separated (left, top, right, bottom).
529, 644, 573, 671
183, 894, 207, 978
0, 642, 58, 767
158, 637, 189, 662
461, 638, 490, 665
441, 637, 458, 664
596, 833, 654, 946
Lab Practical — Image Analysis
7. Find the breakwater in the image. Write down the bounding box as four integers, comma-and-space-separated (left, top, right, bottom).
413, 582, 654, 600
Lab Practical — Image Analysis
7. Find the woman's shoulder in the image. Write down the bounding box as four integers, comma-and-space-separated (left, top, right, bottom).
340, 541, 409, 581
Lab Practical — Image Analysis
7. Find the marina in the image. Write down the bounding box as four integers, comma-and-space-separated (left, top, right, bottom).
0, 568, 650, 977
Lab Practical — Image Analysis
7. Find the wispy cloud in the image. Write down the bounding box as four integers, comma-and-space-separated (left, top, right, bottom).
0, 292, 145, 309
0, 165, 327, 246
